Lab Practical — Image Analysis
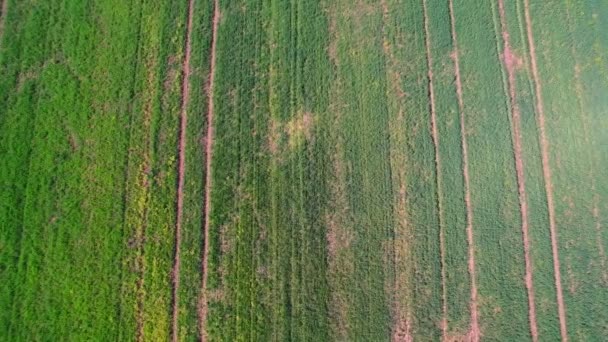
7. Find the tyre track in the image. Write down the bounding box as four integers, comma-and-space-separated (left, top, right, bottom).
421, 0, 447, 338
171, 0, 196, 340
496, 1, 538, 340
200, 0, 220, 340
521, 1, 568, 340
447, 0, 480, 340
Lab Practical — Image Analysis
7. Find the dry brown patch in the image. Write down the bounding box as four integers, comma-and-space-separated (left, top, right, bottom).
325, 214, 354, 258
267, 111, 316, 156
444, 328, 482, 342
285, 111, 315, 149
207, 289, 225, 303
392, 319, 413, 342
164, 55, 180, 94
566, 264, 581, 294
267, 117, 282, 155
327, 6, 339, 67
502, 45, 523, 71
325, 108, 354, 340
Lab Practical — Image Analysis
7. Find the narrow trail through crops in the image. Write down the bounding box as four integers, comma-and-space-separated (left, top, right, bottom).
496, 1, 538, 340
421, 0, 447, 338
171, 0, 195, 340
200, 0, 220, 340
522, 1, 568, 340
447, 1, 480, 340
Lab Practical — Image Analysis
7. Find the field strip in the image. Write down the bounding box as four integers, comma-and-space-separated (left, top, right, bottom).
136, 247, 146, 342
447, 0, 480, 340
566, 6, 607, 284
200, 0, 220, 340
421, 0, 447, 338
379, 1, 413, 339
496, 0, 538, 340
522, 1, 568, 340
135, 67, 156, 342
171, 0, 196, 340
0, 0, 7, 44
593, 196, 607, 283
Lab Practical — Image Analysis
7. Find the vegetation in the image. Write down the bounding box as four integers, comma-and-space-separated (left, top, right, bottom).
0, 0, 606, 341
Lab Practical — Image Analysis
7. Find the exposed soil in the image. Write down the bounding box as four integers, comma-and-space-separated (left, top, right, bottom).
200, 1, 220, 340
448, 0, 480, 340
522, 1, 568, 340
171, 0, 195, 340
392, 319, 413, 342
497, 0, 538, 340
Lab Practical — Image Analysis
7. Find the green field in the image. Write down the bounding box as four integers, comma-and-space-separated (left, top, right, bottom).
0, 0, 606, 341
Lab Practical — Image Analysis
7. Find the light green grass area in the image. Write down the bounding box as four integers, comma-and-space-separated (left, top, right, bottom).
0, 0, 606, 341
495, 0, 561, 339
530, 0, 608, 339
454, 1, 529, 340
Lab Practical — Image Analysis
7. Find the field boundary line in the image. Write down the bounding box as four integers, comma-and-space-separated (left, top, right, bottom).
522, 1, 568, 340
200, 0, 220, 340
447, 0, 480, 340
495, 0, 538, 340
171, 0, 196, 340
421, 0, 447, 338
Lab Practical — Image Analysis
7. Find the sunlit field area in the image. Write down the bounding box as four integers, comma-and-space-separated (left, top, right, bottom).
1, 0, 607, 340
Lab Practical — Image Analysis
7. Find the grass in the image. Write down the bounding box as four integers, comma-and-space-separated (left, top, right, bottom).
530, 0, 608, 339
426, 0, 471, 335
454, 1, 530, 340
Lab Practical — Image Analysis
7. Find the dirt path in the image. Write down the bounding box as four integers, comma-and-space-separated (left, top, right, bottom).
496, 1, 538, 340
171, 0, 196, 340
447, 1, 480, 340
522, 0, 568, 340
421, 0, 447, 338
200, 0, 220, 340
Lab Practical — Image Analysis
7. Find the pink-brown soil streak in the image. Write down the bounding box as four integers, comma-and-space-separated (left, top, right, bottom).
421, 0, 448, 339
200, 0, 220, 340
171, 0, 195, 340
448, 0, 480, 340
522, 0, 568, 340
496, 0, 538, 340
